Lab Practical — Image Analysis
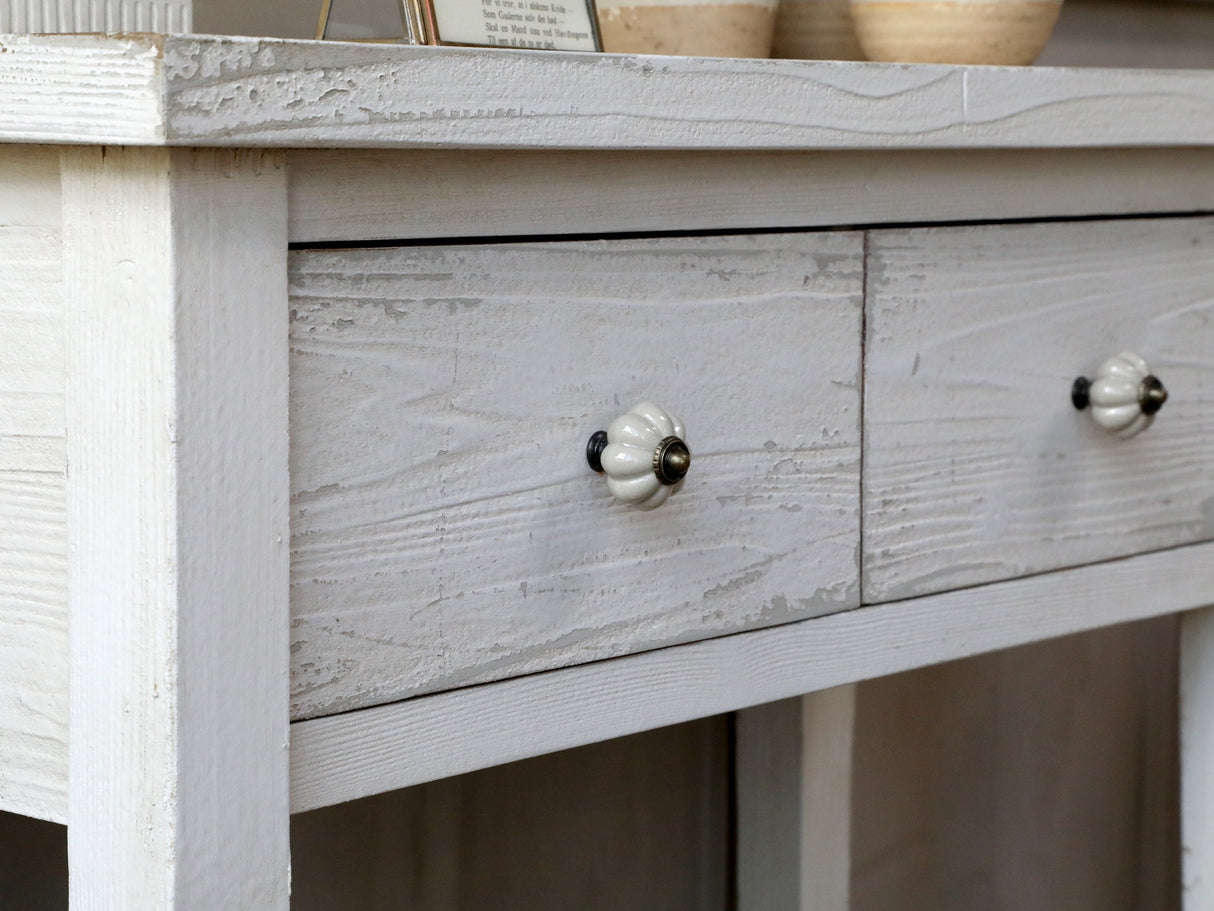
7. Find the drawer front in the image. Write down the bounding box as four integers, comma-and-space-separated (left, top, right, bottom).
864, 217, 1214, 602
289, 233, 863, 719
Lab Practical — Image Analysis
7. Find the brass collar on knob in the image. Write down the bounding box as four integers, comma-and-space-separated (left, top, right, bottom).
1139, 375, 1168, 415
653, 436, 690, 486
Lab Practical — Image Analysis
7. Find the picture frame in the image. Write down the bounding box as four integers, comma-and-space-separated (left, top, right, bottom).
317, 0, 601, 51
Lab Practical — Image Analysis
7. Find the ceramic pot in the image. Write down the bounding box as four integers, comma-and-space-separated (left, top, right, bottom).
849, 0, 1062, 65
596, 0, 779, 57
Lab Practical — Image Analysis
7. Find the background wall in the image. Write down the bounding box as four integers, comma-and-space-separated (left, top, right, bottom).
290, 716, 731, 911
852, 615, 1180, 911
1037, 0, 1214, 67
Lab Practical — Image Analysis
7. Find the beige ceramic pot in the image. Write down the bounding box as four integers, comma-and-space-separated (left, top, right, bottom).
771, 0, 864, 60
596, 0, 779, 57
849, 0, 1062, 64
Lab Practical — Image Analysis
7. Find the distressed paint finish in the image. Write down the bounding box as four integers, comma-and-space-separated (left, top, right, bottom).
0, 36, 166, 146
0, 35, 1206, 909
864, 217, 1214, 601
287, 234, 863, 719
4, 35, 1214, 150
0, 146, 67, 823
290, 537, 1214, 812
286, 147, 1214, 244
157, 39, 1214, 149
63, 146, 290, 908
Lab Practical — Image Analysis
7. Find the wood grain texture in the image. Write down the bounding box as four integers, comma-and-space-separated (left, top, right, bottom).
0, 471, 65, 824
0, 35, 165, 146
0, 0, 190, 32
0, 146, 67, 824
63, 146, 290, 908
157, 37, 1214, 149
287, 233, 862, 719
289, 537, 1214, 812
1182, 605, 1214, 909
736, 686, 855, 911
288, 147, 1214, 244
864, 216, 1214, 601
6, 34, 1214, 150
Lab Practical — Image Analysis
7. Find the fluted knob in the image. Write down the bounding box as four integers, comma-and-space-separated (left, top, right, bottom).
1072, 351, 1168, 439
587, 401, 689, 510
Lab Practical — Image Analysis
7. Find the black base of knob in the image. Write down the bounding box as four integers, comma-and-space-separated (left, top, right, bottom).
1071, 376, 1091, 410
586, 430, 609, 473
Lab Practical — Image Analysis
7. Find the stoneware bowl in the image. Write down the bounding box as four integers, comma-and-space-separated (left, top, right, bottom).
596, 0, 780, 57
848, 0, 1063, 64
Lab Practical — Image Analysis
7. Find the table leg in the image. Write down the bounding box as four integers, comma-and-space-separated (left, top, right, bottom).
63, 146, 291, 909
1182, 604, 1214, 909
736, 685, 856, 911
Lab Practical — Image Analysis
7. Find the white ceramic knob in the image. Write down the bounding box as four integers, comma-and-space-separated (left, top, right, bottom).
1072, 351, 1168, 439
586, 401, 690, 511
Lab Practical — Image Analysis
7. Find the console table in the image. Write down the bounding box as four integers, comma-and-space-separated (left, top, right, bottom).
2, 33, 1213, 908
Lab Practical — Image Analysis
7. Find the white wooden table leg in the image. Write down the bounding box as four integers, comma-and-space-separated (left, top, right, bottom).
1182, 605, 1214, 908
62, 146, 290, 909
736, 684, 857, 911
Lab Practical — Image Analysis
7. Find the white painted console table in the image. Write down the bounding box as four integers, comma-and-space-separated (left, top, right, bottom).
3, 33, 1214, 908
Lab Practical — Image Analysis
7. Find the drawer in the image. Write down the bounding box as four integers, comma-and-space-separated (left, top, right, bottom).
864, 217, 1214, 602
288, 233, 863, 719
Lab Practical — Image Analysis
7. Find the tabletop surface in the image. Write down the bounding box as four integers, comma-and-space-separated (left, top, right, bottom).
1, 33, 1213, 150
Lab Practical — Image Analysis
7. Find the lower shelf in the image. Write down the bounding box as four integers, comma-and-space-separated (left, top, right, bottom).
6, 616, 1173, 911
290, 538, 1214, 812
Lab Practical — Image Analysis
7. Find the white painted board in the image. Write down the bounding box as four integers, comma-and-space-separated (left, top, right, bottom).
864, 217, 1214, 601
286, 147, 1214, 245
5, 35, 1214, 150
290, 538, 1214, 812
0, 146, 67, 823
736, 686, 855, 911
0, 36, 166, 146
1182, 605, 1214, 911
155, 39, 1214, 149
64, 146, 290, 909
287, 233, 862, 719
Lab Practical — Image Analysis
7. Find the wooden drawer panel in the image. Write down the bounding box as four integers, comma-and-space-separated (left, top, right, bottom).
288, 233, 862, 720
864, 217, 1214, 602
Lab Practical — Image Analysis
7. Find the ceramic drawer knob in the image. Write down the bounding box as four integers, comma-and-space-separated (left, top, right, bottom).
587, 401, 690, 511
1072, 351, 1168, 439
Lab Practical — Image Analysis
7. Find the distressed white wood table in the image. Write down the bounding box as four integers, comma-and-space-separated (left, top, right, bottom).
2, 32, 1214, 909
